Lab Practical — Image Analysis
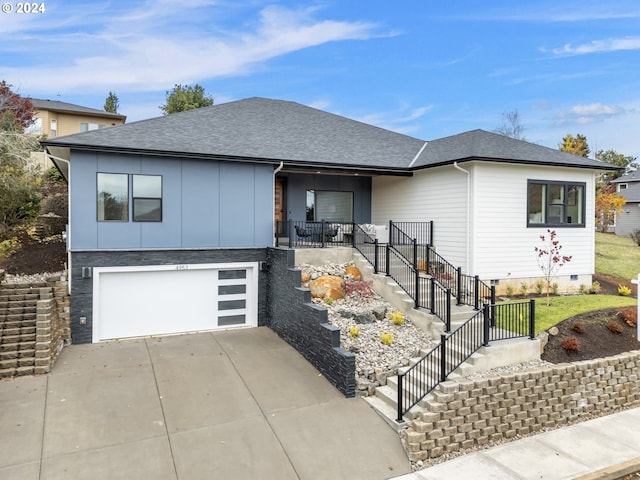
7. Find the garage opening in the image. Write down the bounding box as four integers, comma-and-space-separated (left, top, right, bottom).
92, 262, 258, 342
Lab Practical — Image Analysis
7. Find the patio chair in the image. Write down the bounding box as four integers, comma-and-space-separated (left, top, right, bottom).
294, 225, 314, 238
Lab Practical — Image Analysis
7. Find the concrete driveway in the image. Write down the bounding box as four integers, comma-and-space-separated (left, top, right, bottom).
0, 327, 411, 480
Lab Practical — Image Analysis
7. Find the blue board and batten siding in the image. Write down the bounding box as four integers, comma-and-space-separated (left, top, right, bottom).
283, 172, 372, 223
70, 151, 274, 249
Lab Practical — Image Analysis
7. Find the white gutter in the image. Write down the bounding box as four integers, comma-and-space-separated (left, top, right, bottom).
274, 161, 284, 175
408, 142, 428, 169
453, 161, 471, 273
45, 151, 72, 294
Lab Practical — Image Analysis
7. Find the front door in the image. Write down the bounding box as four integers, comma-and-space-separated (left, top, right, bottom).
274, 178, 286, 235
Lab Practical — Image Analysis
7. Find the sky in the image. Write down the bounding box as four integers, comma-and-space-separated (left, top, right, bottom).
1, 0, 639, 159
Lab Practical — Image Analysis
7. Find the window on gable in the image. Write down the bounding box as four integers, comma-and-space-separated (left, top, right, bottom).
133, 175, 162, 222
527, 180, 585, 227
619, 183, 628, 191
97, 173, 129, 221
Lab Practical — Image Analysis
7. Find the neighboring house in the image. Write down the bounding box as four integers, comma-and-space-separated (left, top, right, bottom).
26, 98, 126, 170
612, 171, 640, 236
41, 97, 618, 345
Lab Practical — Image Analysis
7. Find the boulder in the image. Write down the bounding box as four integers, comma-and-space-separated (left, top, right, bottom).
309, 275, 345, 300
300, 271, 311, 283
345, 265, 362, 280
354, 312, 376, 324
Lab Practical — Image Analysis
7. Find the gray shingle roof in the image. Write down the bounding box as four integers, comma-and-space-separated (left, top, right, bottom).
31, 98, 126, 121
413, 129, 616, 170
612, 171, 640, 184
618, 182, 640, 203
42, 97, 618, 173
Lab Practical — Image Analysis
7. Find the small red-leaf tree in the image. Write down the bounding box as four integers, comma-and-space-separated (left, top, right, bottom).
534, 229, 572, 305
0, 81, 36, 131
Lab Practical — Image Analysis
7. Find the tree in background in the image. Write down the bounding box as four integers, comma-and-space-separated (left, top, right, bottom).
104, 91, 120, 114
160, 84, 214, 115
559, 133, 590, 157
595, 186, 626, 233
0, 81, 35, 131
0, 81, 42, 237
493, 110, 526, 140
596, 149, 638, 184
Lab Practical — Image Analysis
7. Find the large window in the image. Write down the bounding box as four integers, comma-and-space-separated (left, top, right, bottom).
306, 190, 353, 222
528, 180, 585, 227
97, 173, 129, 221
97, 173, 162, 222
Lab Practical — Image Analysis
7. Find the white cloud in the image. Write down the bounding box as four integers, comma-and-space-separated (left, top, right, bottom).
0, 4, 379, 94
558, 102, 626, 124
551, 36, 640, 55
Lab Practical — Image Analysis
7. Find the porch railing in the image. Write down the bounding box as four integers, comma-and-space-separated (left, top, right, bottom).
396, 300, 536, 421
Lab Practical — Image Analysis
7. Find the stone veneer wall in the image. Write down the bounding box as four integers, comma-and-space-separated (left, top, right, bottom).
401, 350, 640, 461
267, 247, 356, 397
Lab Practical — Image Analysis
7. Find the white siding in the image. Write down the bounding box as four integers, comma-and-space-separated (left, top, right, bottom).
471, 163, 597, 282
372, 166, 469, 268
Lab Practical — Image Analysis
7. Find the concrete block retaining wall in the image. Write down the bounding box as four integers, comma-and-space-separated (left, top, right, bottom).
267, 247, 356, 397
401, 351, 640, 461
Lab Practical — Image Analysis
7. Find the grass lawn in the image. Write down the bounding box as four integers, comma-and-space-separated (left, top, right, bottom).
534, 294, 637, 334
595, 232, 640, 281
522, 233, 640, 333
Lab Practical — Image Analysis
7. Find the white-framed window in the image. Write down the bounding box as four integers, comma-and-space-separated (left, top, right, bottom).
527, 180, 585, 227
80, 122, 106, 132
50, 119, 57, 137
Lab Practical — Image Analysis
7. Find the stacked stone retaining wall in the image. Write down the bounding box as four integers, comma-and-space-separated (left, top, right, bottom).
401, 350, 640, 461
0, 274, 70, 378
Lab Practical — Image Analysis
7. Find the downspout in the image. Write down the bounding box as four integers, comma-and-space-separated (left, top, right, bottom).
44, 151, 72, 295
273, 162, 284, 246
453, 162, 471, 273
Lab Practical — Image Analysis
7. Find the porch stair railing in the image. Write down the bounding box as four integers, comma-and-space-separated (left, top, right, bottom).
395, 300, 536, 421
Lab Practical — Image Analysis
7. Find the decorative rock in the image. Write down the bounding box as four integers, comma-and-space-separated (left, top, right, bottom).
338, 309, 354, 318
548, 326, 559, 336
345, 265, 362, 280
354, 312, 377, 324
300, 271, 311, 283
309, 275, 345, 300
372, 306, 387, 320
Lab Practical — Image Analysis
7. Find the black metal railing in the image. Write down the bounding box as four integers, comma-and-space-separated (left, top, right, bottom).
352, 223, 387, 273
389, 221, 433, 246
430, 278, 452, 332
276, 220, 354, 248
396, 299, 536, 421
387, 246, 418, 305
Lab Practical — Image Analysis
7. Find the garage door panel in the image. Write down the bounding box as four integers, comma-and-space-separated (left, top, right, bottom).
94, 264, 256, 342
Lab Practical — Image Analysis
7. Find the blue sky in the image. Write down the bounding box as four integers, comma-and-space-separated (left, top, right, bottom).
1, 0, 639, 158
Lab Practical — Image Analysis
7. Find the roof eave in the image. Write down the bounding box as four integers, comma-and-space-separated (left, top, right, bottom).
410, 156, 623, 172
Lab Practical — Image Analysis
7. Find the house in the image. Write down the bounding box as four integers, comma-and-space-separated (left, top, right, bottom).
27, 98, 126, 170
41, 97, 617, 345
612, 171, 640, 236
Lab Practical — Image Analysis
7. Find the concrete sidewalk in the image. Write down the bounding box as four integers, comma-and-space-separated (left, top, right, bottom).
0, 327, 411, 480
392, 406, 640, 480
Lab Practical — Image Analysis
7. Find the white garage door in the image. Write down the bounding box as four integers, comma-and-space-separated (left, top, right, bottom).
93, 262, 258, 342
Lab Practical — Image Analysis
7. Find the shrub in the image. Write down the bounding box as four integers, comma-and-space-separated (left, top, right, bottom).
534, 279, 545, 295
0, 237, 19, 257
519, 282, 529, 297
551, 282, 559, 295
630, 229, 640, 246
617, 306, 637, 327
562, 337, 581, 351
389, 310, 405, 326
618, 285, 632, 296
607, 321, 624, 333
349, 326, 360, 339
323, 297, 334, 306
571, 321, 585, 333
589, 281, 601, 294
380, 332, 394, 345
45, 166, 63, 182
579, 283, 588, 294
344, 280, 374, 298
505, 284, 514, 297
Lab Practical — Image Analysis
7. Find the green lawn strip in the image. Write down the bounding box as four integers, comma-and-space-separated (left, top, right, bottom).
533, 295, 637, 334
595, 232, 640, 281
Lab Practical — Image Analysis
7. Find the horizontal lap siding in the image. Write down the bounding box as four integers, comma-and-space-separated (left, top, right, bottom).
471, 163, 596, 279
372, 167, 468, 269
